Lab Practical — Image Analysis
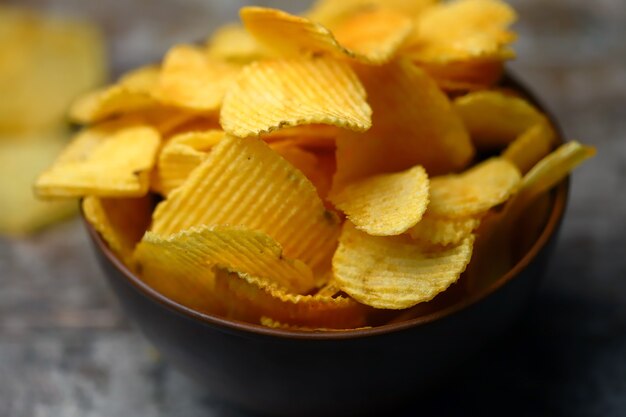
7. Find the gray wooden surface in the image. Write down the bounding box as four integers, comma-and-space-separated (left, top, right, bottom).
1, 1, 625, 416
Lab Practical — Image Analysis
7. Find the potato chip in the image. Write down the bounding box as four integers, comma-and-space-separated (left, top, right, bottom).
331, 165, 429, 236
306, 0, 436, 29
403, 0, 517, 63
155, 44, 241, 112
206, 24, 269, 63
0, 6, 106, 133
220, 57, 371, 137
136, 225, 315, 297
240, 7, 412, 64
214, 268, 367, 328
333, 222, 474, 309
416, 59, 504, 92
503, 122, 556, 174
156, 130, 224, 195
427, 157, 521, 218
35, 123, 160, 198
151, 135, 341, 272
453, 90, 549, 149
262, 124, 340, 149
82, 195, 153, 264
70, 86, 155, 125
0, 132, 76, 235
408, 215, 481, 246
333, 60, 473, 190
316, 280, 341, 297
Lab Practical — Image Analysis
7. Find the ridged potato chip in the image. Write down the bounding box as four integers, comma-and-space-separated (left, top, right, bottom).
214, 268, 367, 329
206, 24, 269, 63
331, 165, 429, 236
220, 57, 371, 137
151, 135, 341, 272
82, 195, 153, 265
427, 157, 521, 218
333, 222, 474, 309
35, 123, 160, 198
240, 7, 412, 64
454, 90, 549, 149
156, 130, 224, 195
155, 44, 241, 112
333, 59, 473, 190
136, 225, 315, 297
404, 0, 517, 63
503, 122, 556, 174
408, 215, 481, 246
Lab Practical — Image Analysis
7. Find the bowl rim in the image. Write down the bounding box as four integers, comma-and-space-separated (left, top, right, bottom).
84, 72, 570, 341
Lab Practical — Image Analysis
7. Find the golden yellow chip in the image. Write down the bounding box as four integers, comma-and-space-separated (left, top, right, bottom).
155, 44, 241, 112
262, 124, 339, 150
333, 59, 473, 190
408, 215, 481, 246
453, 90, 549, 149
0, 6, 106, 133
502, 122, 556, 174
214, 268, 367, 329
206, 24, 270, 63
151, 135, 341, 272
331, 165, 429, 236
428, 157, 521, 218
136, 225, 315, 298
35, 122, 160, 198
416, 59, 504, 92
404, 0, 517, 63
306, 0, 436, 29
220, 57, 371, 137
333, 222, 474, 309
82, 195, 153, 265
156, 130, 224, 195
0, 131, 76, 235
240, 7, 412, 64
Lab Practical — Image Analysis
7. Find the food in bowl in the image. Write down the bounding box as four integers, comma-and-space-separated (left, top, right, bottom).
35, 0, 594, 331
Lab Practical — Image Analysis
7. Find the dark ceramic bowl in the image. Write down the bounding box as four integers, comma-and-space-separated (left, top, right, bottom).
84, 74, 569, 417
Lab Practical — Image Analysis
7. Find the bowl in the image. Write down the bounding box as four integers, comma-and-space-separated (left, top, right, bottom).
83, 73, 569, 417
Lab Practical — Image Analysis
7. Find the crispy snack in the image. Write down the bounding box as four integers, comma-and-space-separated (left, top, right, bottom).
333, 60, 473, 191
262, 124, 340, 149
82, 195, 153, 265
206, 24, 269, 63
156, 130, 224, 195
427, 158, 521, 218
220, 57, 371, 137
240, 7, 412, 64
453, 90, 549, 149
155, 45, 241, 112
503, 123, 557, 174
408, 215, 481, 246
333, 222, 474, 309
214, 268, 367, 329
331, 165, 429, 236
136, 225, 315, 298
35, 121, 160, 198
151, 135, 341, 272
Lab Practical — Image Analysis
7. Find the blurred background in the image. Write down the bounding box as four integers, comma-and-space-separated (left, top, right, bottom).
0, 0, 624, 416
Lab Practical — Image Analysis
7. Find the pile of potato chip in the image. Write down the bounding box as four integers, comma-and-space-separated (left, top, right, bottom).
36, 0, 594, 330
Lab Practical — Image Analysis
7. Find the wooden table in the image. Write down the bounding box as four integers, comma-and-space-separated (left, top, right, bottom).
1, 1, 624, 415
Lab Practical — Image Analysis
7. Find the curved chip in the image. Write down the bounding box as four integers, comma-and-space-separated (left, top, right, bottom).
404, 0, 517, 63
333, 60, 473, 191
502, 122, 555, 174
82, 195, 153, 265
427, 157, 521, 218
206, 24, 269, 63
408, 215, 481, 246
454, 90, 548, 149
156, 130, 224, 195
240, 7, 412, 64
151, 135, 341, 272
220, 57, 371, 137
136, 225, 315, 298
416, 59, 504, 92
331, 165, 429, 236
155, 44, 241, 112
35, 123, 160, 198
214, 268, 367, 329
333, 222, 474, 309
